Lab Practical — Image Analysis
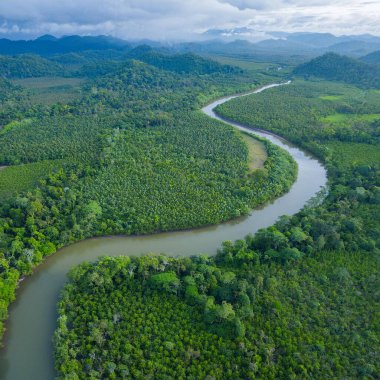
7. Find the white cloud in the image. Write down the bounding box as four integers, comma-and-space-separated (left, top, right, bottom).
218, 0, 282, 10
0, 0, 378, 40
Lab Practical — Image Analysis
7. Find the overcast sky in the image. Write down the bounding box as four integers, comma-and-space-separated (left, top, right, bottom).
0, 0, 379, 41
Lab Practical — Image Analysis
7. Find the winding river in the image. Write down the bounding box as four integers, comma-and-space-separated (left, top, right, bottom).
0, 82, 327, 379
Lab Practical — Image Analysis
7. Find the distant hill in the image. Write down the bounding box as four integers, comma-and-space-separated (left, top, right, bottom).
176, 40, 310, 65
0, 35, 130, 56
49, 50, 126, 66
0, 46, 242, 79
3, 33, 380, 67
286, 32, 347, 48
199, 31, 380, 57
254, 39, 315, 53
0, 54, 65, 78
293, 52, 380, 88
326, 40, 380, 57
127, 46, 242, 75
360, 51, 380, 65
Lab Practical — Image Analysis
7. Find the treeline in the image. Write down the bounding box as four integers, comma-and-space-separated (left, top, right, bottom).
0, 54, 66, 78
126, 46, 242, 75
294, 53, 380, 89
0, 46, 243, 79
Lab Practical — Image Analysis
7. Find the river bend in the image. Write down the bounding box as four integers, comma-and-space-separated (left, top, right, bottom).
0, 82, 327, 379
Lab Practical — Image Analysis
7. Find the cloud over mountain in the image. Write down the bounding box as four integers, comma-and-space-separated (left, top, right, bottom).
0, 0, 378, 40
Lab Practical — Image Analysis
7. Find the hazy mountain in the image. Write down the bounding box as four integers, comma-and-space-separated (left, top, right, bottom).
326, 40, 380, 57
360, 51, 380, 65
2, 33, 380, 64
286, 33, 343, 48
202, 27, 271, 43
0, 35, 130, 56
175, 39, 315, 65
201, 30, 380, 57
254, 39, 316, 54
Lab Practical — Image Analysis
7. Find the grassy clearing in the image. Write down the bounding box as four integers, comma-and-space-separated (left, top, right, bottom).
204, 55, 293, 77
240, 132, 267, 171
0, 160, 64, 200
319, 95, 344, 101
0, 118, 34, 135
206, 55, 271, 71
321, 113, 380, 125
12, 77, 84, 105
12, 77, 83, 89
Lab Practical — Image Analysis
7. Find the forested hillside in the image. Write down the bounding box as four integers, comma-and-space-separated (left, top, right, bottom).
0, 55, 66, 78
361, 50, 380, 65
127, 46, 242, 75
294, 53, 380, 88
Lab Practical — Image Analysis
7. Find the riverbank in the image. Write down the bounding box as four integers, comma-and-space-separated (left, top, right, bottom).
0, 83, 327, 380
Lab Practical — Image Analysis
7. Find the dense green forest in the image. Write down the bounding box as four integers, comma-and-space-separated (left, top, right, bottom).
0, 52, 297, 341
0, 48, 242, 79
54, 78, 379, 379
0, 54, 66, 78
0, 35, 130, 56
294, 53, 380, 88
55, 249, 379, 379
1, 44, 379, 379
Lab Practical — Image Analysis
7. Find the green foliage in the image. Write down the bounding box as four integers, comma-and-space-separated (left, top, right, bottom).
55, 257, 252, 380
216, 79, 380, 254
3, 52, 379, 380
149, 272, 180, 293
55, 249, 380, 379
217, 79, 380, 146
0, 115, 103, 165
127, 46, 242, 75
361, 50, 380, 65
0, 78, 31, 127
0, 54, 65, 78
79, 115, 296, 234
326, 141, 380, 169
0, 160, 64, 201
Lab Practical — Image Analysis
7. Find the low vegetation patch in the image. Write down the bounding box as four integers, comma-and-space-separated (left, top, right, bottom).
241, 132, 267, 171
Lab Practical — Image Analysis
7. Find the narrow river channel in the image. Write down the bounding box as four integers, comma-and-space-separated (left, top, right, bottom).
0, 82, 327, 379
